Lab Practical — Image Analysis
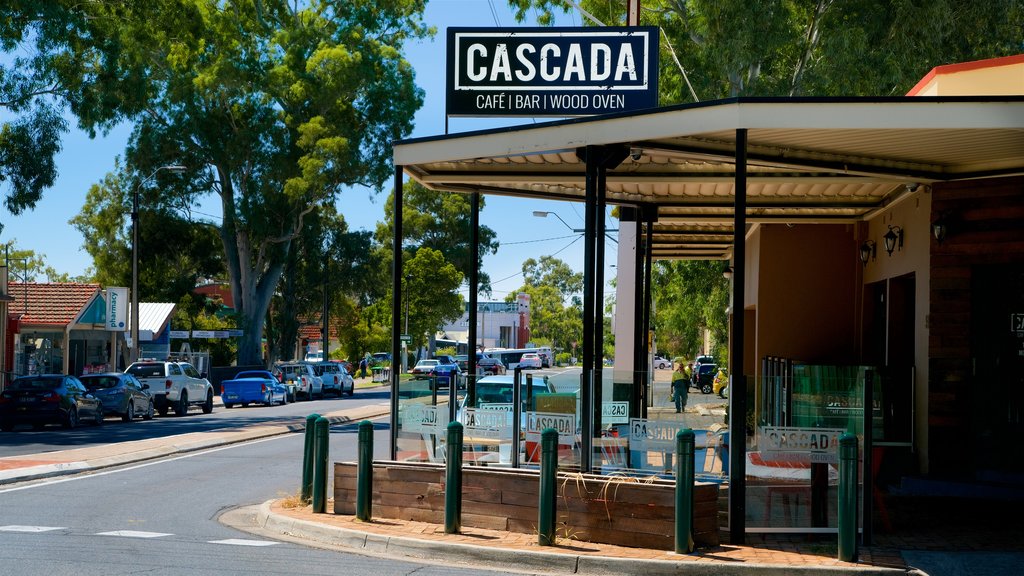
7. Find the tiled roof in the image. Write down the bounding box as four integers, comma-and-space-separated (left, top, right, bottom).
8, 283, 101, 326
298, 321, 338, 341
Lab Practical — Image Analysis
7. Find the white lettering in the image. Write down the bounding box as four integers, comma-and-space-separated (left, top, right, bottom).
514, 44, 536, 82
540, 43, 560, 81
590, 43, 611, 81
563, 44, 586, 81
614, 44, 637, 81
467, 43, 487, 82
490, 44, 512, 82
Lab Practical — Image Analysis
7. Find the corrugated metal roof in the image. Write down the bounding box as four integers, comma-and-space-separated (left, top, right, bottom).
394, 97, 1024, 260
138, 303, 176, 334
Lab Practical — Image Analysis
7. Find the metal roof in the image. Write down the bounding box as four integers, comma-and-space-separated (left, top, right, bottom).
394, 96, 1024, 260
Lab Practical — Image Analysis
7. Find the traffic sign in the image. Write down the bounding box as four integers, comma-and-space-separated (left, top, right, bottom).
399, 334, 412, 342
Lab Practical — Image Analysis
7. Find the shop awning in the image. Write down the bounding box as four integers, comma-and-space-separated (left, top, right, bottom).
394, 96, 1024, 260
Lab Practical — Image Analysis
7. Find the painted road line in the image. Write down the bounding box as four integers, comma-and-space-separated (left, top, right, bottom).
208, 538, 279, 546
96, 530, 173, 538
0, 525, 65, 532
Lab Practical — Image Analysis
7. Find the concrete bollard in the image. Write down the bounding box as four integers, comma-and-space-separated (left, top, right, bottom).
538, 428, 558, 546
301, 413, 320, 503
445, 421, 464, 534
312, 416, 330, 513
675, 428, 695, 554
356, 420, 374, 521
838, 433, 859, 562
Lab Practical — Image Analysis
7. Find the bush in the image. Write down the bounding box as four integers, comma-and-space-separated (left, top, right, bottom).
556, 352, 573, 366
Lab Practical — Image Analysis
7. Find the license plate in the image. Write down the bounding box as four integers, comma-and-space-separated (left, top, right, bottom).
18, 397, 33, 403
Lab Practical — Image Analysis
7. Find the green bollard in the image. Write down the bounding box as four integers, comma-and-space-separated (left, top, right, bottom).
356, 420, 374, 521
674, 428, 696, 554
312, 416, 330, 513
445, 421, 464, 534
301, 413, 320, 503
838, 433, 859, 562
538, 427, 558, 546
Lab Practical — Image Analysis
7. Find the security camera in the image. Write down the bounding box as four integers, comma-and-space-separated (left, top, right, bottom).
630, 148, 642, 161
905, 182, 920, 193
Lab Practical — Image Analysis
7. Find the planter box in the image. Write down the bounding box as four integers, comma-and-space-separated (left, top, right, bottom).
335, 460, 719, 549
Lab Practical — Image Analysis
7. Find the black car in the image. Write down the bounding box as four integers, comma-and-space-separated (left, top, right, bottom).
0, 374, 105, 431
692, 363, 717, 394
79, 372, 155, 422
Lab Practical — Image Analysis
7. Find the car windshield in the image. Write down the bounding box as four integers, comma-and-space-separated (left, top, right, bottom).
235, 371, 270, 379
127, 363, 165, 378
10, 377, 61, 391
81, 376, 121, 390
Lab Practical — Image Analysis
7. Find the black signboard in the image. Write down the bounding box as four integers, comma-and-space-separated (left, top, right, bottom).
446, 27, 659, 117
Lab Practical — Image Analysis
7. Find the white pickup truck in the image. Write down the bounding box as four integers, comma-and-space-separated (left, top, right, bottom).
125, 360, 214, 416
276, 363, 323, 400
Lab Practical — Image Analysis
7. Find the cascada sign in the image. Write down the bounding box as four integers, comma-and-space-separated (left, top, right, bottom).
447, 27, 659, 117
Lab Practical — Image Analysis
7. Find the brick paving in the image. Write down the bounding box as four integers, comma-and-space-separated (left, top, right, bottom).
273, 500, 904, 571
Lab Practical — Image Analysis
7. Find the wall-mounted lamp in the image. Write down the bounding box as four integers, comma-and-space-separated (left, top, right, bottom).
883, 225, 904, 256
859, 240, 876, 266
932, 213, 949, 244
723, 266, 733, 279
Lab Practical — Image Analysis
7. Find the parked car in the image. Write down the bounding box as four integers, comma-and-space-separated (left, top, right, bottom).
411, 359, 439, 376
79, 372, 154, 422
456, 354, 507, 376
277, 363, 324, 400
0, 374, 105, 431
518, 353, 543, 370
221, 370, 288, 408
312, 361, 355, 397
692, 363, 717, 394
713, 368, 729, 398
125, 360, 214, 416
653, 355, 673, 370
431, 357, 462, 390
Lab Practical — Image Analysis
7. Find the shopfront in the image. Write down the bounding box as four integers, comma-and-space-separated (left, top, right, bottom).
390, 91, 1024, 541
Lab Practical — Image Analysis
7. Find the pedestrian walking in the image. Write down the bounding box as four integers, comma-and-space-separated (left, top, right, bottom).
671, 364, 689, 413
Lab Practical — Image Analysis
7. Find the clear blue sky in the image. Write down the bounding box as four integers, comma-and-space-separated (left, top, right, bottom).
1, 1, 619, 302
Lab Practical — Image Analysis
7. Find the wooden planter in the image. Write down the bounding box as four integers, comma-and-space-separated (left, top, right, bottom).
334, 460, 719, 549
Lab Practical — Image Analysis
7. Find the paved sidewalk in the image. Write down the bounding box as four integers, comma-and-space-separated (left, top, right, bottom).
256, 500, 907, 575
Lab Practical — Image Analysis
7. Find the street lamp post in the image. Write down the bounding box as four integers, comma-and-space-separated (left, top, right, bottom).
402, 274, 411, 374
131, 164, 186, 364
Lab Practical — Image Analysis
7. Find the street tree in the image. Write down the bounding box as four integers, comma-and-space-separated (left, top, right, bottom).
65, 1, 431, 364
651, 260, 730, 361
377, 180, 500, 293
506, 256, 584, 358
70, 159, 223, 303
403, 247, 465, 353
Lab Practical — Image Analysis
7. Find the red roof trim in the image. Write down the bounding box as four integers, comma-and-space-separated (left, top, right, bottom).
907, 54, 1024, 96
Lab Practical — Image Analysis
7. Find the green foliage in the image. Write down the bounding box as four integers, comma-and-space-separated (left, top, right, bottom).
652, 260, 730, 360
435, 346, 457, 357
507, 1, 1023, 99
506, 256, 584, 359
173, 294, 237, 366
2, 240, 87, 282
53, 0, 433, 365
403, 247, 465, 350
376, 180, 500, 292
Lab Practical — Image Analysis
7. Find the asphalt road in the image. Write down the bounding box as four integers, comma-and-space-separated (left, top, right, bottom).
0, 388, 392, 458
0, 418, 525, 576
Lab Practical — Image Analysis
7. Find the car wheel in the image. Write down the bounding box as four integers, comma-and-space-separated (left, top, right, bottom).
122, 402, 134, 422
224, 403, 235, 409
348, 386, 355, 397
701, 382, 713, 394
143, 401, 154, 420
202, 390, 214, 414
94, 408, 104, 426
242, 401, 249, 407
64, 408, 79, 429
175, 391, 189, 416
264, 392, 273, 407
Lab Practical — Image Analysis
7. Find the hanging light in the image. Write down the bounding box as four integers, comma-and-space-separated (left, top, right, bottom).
932, 213, 948, 244
883, 225, 903, 256
859, 240, 876, 266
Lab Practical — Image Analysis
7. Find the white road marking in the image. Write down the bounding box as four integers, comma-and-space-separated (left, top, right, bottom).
0, 435, 284, 495
96, 530, 173, 538
0, 525, 65, 532
208, 538, 278, 546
